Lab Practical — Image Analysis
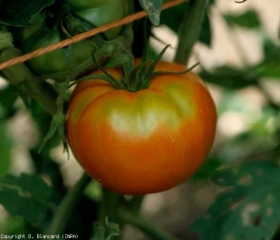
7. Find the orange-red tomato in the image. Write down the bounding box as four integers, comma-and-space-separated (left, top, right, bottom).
66, 61, 217, 195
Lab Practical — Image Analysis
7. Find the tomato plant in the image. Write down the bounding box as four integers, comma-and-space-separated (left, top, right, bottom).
2, 0, 279, 239
12, 0, 128, 75
66, 61, 217, 195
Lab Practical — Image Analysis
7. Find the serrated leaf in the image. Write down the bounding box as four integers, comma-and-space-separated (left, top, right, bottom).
192, 160, 280, 240
0, 0, 55, 26
92, 218, 121, 240
139, 0, 163, 26
224, 10, 261, 29
0, 173, 57, 225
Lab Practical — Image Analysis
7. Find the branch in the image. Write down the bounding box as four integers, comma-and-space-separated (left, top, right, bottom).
46, 172, 91, 236
0, 48, 57, 116
119, 208, 179, 240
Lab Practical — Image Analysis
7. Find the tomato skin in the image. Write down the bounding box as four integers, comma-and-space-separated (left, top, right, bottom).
66, 61, 217, 195
65, 0, 127, 39
27, 30, 93, 75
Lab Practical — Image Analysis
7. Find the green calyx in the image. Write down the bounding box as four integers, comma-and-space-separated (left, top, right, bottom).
76, 45, 200, 93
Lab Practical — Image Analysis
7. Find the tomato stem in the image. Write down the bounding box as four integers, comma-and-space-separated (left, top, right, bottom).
46, 172, 91, 236
119, 208, 179, 240
174, 0, 209, 65
99, 188, 124, 224
91, 51, 125, 89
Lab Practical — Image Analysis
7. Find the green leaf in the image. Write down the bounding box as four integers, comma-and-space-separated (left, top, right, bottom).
192, 158, 222, 181
0, 173, 57, 225
160, 1, 187, 32
255, 39, 280, 79
0, 0, 55, 26
0, 31, 13, 50
18, 83, 32, 110
39, 111, 66, 153
92, 218, 121, 240
199, 13, 212, 46
199, 66, 258, 89
0, 85, 18, 119
255, 58, 280, 79
30, 100, 60, 150
0, 121, 13, 177
139, 0, 163, 26
224, 10, 261, 29
192, 160, 280, 240
29, 149, 65, 202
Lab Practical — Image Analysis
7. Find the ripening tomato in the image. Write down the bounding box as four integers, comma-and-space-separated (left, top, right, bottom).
66, 61, 217, 195
27, 30, 94, 75
65, 0, 128, 39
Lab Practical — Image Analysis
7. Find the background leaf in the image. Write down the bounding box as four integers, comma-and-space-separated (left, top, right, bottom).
0, 121, 13, 177
0, 31, 14, 50
199, 13, 212, 46
192, 160, 280, 240
139, 0, 163, 26
192, 158, 222, 181
0, 173, 57, 226
224, 10, 261, 29
255, 39, 280, 79
199, 66, 258, 89
0, 0, 55, 26
92, 218, 121, 240
0, 85, 18, 119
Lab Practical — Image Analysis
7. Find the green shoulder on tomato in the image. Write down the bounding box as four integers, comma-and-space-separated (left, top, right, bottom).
66, 61, 217, 195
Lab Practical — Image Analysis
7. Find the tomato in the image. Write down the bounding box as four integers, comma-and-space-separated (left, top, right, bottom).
13, 0, 127, 75
66, 61, 217, 195
65, 0, 128, 39
27, 30, 93, 75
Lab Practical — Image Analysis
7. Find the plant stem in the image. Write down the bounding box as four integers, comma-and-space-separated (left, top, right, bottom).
174, 0, 209, 65
0, 47, 57, 115
119, 208, 179, 240
46, 172, 91, 237
99, 188, 124, 223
